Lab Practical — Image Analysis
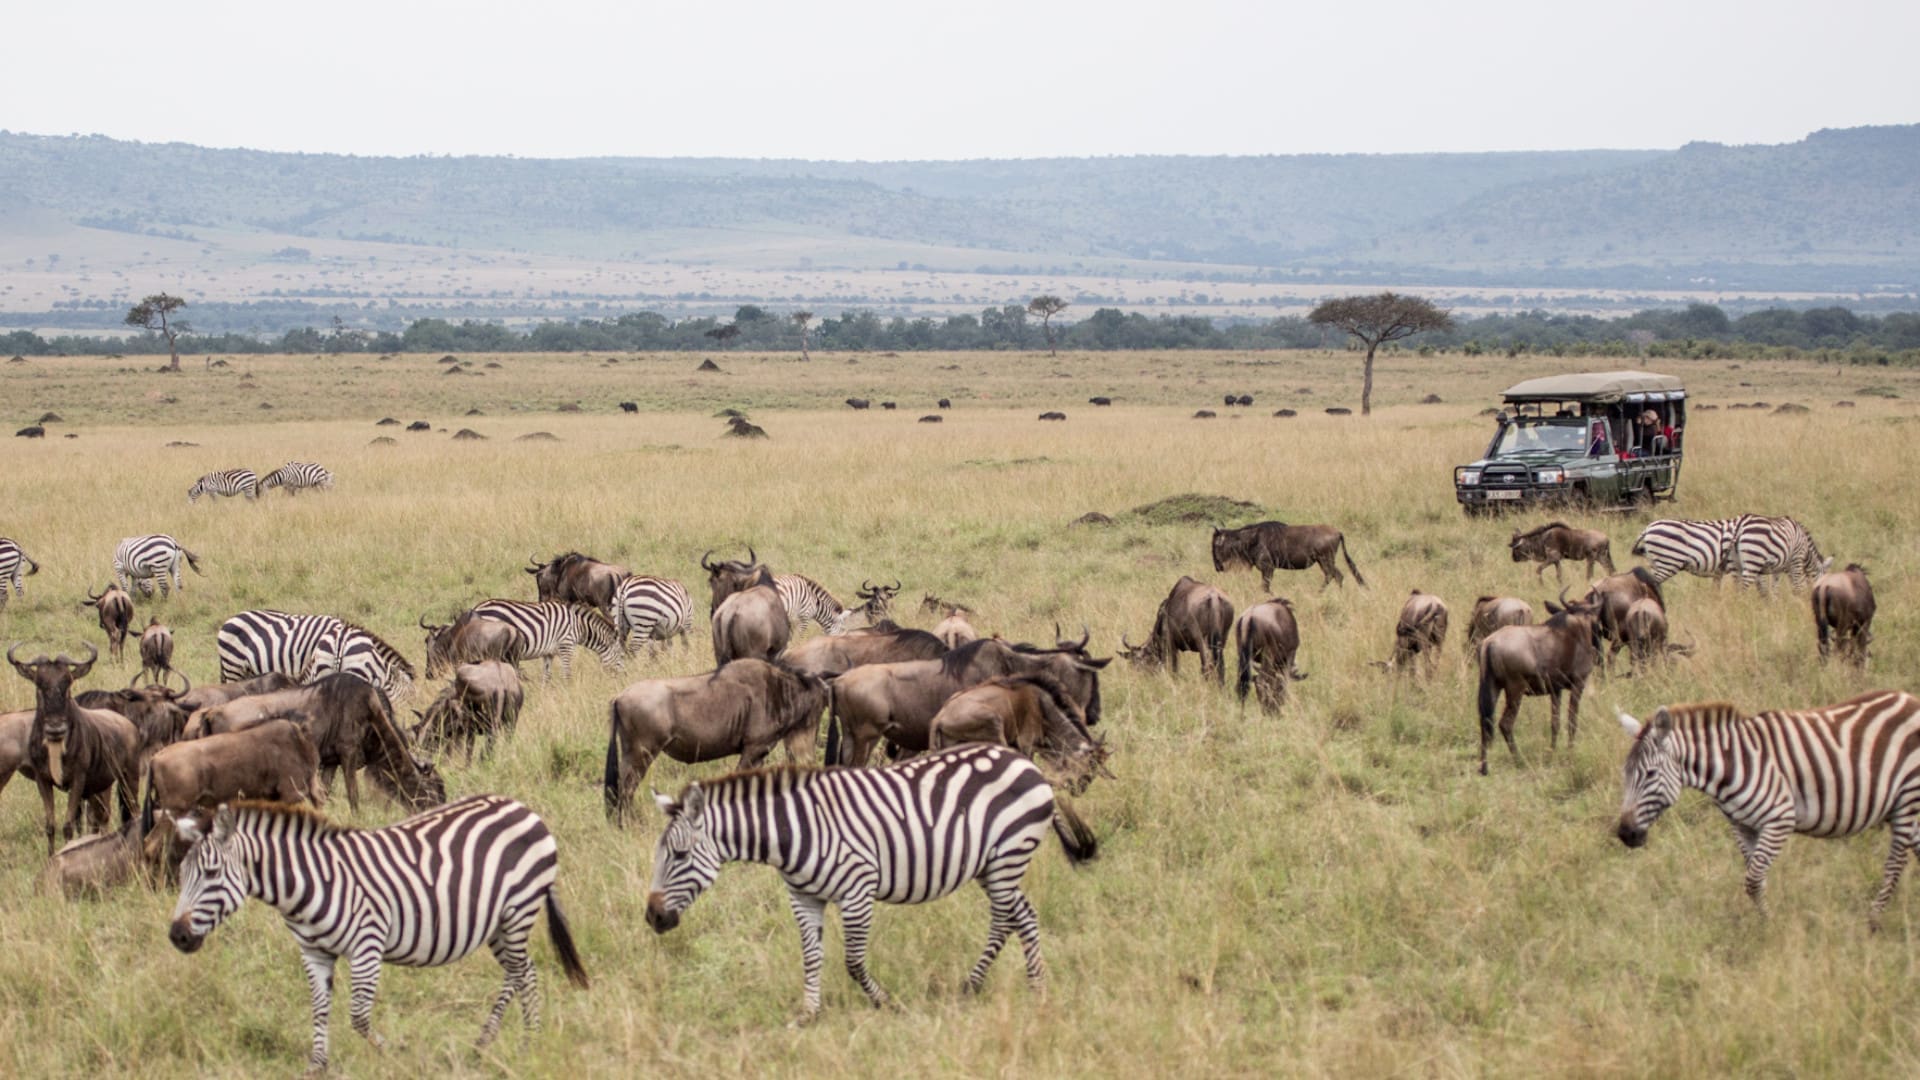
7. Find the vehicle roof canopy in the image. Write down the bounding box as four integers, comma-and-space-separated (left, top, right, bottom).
1501, 370, 1685, 404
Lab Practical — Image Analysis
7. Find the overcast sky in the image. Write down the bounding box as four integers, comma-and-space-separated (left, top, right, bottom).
8, 0, 1916, 161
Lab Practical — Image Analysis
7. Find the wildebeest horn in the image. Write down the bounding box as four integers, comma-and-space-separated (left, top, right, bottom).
526, 553, 542, 571
1558, 585, 1571, 606
419, 614, 433, 631
1054, 621, 1063, 642
6, 642, 30, 671
165, 668, 192, 698
700, 549, 717, 571
84, 584, 102, 603
890, 579, 901, 593
862, 579, 873, 593
1120, 633, 1135, 652
747, 545, 758, 565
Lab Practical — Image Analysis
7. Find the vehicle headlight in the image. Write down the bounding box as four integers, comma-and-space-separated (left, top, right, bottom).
1535, 468, 1565, 484
1457, 469, 1481, 485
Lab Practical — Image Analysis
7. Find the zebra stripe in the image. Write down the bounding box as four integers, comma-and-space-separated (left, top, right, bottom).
1629, 516, 1750, 583
611, 575, 694, 654
316, 623, 418, 701
261, 461, 335, 494
1728, 515, 1830, 594
168, 796, 589, 1072
113, 534, 203, 597
187, 468, 261, 502
469, 599, 622, 679
216, 610, 344, 683
775, 574, 852, 636
0, 537, 38, 608
645, 743, 1096, 1019
1617, 690, 1920, 928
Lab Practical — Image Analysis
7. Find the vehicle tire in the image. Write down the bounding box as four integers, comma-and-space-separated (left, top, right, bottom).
1632, 481, 1656, 511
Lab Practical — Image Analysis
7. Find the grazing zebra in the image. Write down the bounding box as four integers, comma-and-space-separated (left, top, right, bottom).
113, 534, 203, 597
611, 575, 694, 655
260, 461, 335, 495
1616, 690, 1920, 928
316, 622, 418, 701
217, 610, 345, 682
0, 537, 38, 608
775, 574, 855, 636
469, 599, 623, 679
1629, 516, 1751, 583
186, 468, 261, 502
644, 743, 1097, 1020
168, 796, 590, 1072
1728, 514, 1831, 594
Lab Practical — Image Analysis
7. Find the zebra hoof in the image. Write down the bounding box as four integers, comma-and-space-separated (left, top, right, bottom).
787, 1010, 821, 1030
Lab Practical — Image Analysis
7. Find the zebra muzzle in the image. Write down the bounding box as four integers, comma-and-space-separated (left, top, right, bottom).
1616, 820, 1648, 848
644, 892, 679, 934
169, 920, 205, 954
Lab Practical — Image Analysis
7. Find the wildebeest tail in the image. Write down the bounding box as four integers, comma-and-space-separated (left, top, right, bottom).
1340, 535, 1367, 587
823, 690, 843, 766
1052, 794, 1098, 864
1235, 632, 1253, 702
182, 548, 204, 575
546, 893, 592, 989
603, 702, 623, 822
1476, 650, 1497, 741
139, 763, 156, 833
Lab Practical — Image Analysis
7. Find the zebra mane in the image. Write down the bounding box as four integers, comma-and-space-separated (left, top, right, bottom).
1644, 701, 1746, 731
679, 763, 827, 801
340, 621, 416, 679
226, 799, 356, 834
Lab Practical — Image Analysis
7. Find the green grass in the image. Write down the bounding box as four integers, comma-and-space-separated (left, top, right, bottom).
1, 350, 1918, 1077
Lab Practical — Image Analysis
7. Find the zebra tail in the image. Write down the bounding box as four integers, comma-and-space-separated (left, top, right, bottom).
1340, 535, 1367, 587
1051, 794, 1098, 865
602, 703, 623, 823
22, 553, 38, 576
823, 693, 843, 767
545, 893, 592, 989
183, 549, 203, 575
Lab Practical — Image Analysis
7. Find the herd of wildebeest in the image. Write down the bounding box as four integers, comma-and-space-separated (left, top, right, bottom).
0, 454, 1906, 1069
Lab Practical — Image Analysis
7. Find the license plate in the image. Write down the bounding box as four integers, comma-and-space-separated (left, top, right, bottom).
1487, 489, 1523, 500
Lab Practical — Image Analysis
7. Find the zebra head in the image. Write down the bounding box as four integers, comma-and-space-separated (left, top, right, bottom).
645, 784, 721, 934
1615, 708, 1684, 849
576, 605, 624, 670
169, 808, 247, 954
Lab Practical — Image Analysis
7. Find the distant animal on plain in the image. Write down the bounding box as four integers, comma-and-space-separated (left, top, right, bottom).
1211, 521, 1366, 590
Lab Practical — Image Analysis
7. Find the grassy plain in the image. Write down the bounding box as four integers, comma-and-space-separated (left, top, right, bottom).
1, 349, 1918, 1078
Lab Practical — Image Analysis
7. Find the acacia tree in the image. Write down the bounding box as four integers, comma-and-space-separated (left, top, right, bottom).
791, 311, 813, 361
1027, 295, 1068, 356
126, 293, 190, 371
704, 324, 740, 347
1307, 292, 1453, 416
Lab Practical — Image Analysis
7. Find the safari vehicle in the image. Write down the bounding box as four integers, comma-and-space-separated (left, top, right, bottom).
1454, 370, 1685, 515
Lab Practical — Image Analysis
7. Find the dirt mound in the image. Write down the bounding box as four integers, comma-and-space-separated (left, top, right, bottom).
697, 359, 723, 372
369, 436, 398, 446
37, 412, 61, 423
1070, 512, 1114, 527
516, 432, 561, 442
376, 417, 399, 426
557, 403, 582, 413
1420, 394, 1443, 404
163, 441, 198, 448
1774, 403, 1811, 415
1192, 410, 1217, 419
1126, 493, 1263, 526
465, 408, 484, 416
1325, 407, 1353, 416
1273, 409, 1298, 418
452, 428, 487, 440
714, 408, 746, 418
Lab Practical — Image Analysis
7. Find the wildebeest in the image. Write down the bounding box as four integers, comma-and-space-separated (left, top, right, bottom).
17, 425, 45, 438
1089, 397, 1112, 406
934, 609, 978, 649
880, 401, 897, 410
927, 673, 1107, 793
1233, 599, 1303, 712
0, 708, 33, 799
1038, 411, 1066, 421
1386, 590, 1450, 677
1236, 394, 1253, 406
142, 720, 323, 826
1811, 563, 1875, 667
845, 398, 871, 410
190, 673, 442, 814
1622, 597, 1693, 674
1580, 568, 1665, 672
7, 643, 139, 852
1466, 596, 1534, 652
1509, 522, 1614, 583
849, 579, 902, 627
420, 611, 524, 679
703, 551, 790, 664
175, 672, 299, 716
1222, 394, 1236, 406
527, 551, 630, 615
782, 624, 947, 678
76, 671, 193, 770
139, 618, 174, 684
39, 815, 157, 898
80, 584, 135, 662
620, 401, 639, 413
1212, 521, 1367, 590
825, 638, 1109, 767
1474, 592, 1601, 774
603, 659, 829, 824
1119, 576, 1235, 682
937, 398, 951, 409
412, 661, 524, 762
919, 415, 942, 423
406, 420, 431, 431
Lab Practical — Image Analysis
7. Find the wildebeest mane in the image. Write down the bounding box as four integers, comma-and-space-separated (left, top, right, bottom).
1627, 566, 1665, 609
1513, 521, 1571, 542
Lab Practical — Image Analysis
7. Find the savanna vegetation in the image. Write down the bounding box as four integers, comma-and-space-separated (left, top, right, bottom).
1, 348, 1917, 1077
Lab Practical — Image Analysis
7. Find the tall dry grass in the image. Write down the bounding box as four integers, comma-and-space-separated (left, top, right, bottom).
0, 351, 1917, 1077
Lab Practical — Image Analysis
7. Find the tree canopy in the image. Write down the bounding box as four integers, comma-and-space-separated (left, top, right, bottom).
1309, 293, 1453, 415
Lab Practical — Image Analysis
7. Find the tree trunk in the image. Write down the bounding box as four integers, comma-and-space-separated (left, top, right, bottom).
1045, 320, 1056, 357
166, 336, 181, 372
1361, 343, 1377, 416
798, 330, 811, 362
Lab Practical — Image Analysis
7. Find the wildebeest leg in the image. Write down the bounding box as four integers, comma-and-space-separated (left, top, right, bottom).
1259, 568, 1273, 592
782, 724, 817, 765
1319, 555, 1340, 588
38, 778, 57, 854
64, 783, 86, 842
1565, 684, 1583, 745
1498, 691, 1523, 764
1547, 691, 1563, 751
87, 790, 111, 832
341, 754, 362, 816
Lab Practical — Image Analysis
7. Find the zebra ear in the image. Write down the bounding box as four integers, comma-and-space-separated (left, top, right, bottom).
211, 805, 236, 843
1615, 709, 1642, 738
681, 783, 706, 821
1648, 707, 1674, 740
651, 789, 676, 816
175, 815, 204, 844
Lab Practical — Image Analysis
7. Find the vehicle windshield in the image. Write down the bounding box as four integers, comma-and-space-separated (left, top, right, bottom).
1492, 421, 1586, 455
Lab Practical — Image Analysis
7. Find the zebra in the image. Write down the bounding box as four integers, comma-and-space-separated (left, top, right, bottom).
186, 468, 261, 502
1616, 690, 1920, 929
260, 461, 335, 495
1629, 516, 1752, 584
1728, 514, 1832, 594
113, 534, 203, 597
775, 574, 855, 636
0, 537, 38, 609
167, 796, 590, 1072
217, 610, 345, 682
611, 574, 694, 656
643, 743, 1098, 1020
469, 599, 623, 679
316, 622, 418, 701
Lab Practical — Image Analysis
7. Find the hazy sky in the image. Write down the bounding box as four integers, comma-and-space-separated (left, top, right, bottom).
9, 0, 1916, 160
